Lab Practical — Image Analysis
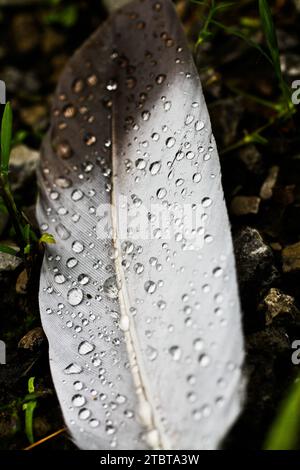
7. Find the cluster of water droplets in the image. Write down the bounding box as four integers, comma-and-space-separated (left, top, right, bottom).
37, 0, 243, 450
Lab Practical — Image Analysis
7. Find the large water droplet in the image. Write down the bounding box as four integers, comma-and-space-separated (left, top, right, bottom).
103, 276, 120, 300
79, 408, 91, 420
54, 273, 66, 284
185, 114, 194, 125
78, 274, 90, 285
195, 120, 205, 131
202, 197, 212, 208
67, 288, 83, 306
72, 394, 86, 407
89, 418, 100, 428
169, 345, 181, 361
156, 188, 167, 200
213, 267, 223, 278
156, 74, 166, 85
193, 338, 204, 351
71, 190, 84, 202
193, 173, 202, 183
166, 137, 176, 148
78, 341, 95, 355
106, 79, 118, 91
56, 141, 73, 159
55, 176, 72, 188
146, 345, 158, 361
72, 241, 84, 253
134, 263, 144, 274
67, 257, 78, 268
135, 158, 147, 170
164, 101, 172, 111
116, 394, 127, 404
64, 363, 83, 375
142, 110, 150, 121
144, 280, 157, 294
55, 224, 71, 240
150, 161, 161, 175
199, 353, 211, 367
73, 380, 83, 391
157, 300, 166, 310
106, 424, 116, 435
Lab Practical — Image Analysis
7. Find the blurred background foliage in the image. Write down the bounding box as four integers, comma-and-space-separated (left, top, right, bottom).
0, 0, 299, 450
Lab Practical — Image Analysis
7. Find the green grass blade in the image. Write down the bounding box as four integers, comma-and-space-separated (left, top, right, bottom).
22, 377, 37, 445
211, 20, 273, 65
214, 2, 235, 12
24, 224, 31, 244
264, 379, 300, 450
259, 0, 292, 110
0, 244, 19, 257
1, 102, 13, 173
258, 0, 279, 69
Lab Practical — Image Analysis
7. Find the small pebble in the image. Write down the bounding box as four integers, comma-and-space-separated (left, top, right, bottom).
18, 327, 46, 351
282, 241, 300, 273
231, 196, 261, 216
259, 288, 299, 325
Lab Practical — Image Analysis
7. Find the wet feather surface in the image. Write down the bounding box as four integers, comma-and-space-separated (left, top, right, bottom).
36, 0, 245, 450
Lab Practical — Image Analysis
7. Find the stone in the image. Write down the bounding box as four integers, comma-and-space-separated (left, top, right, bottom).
9, 145, 40, 191
270, 242, 282, 252
209, 97, 244, 147
239, 145, 263, 174
282, 241, 300, 272
260, 166, 279, 200
259, 288, 299, 325
20, 105, 48, 131
231, 196, 261, 216
12, 14, 39, 53
42, 29, 65, 55
277, 29, 299, 51
273, 185, 295, 206
0, 251, 22, 272
1, 67, 41, 94
18, 327, 46, 351
280, 53, 300, 78
16, 269, 29, 295
50, 54, 68, 84
234, 227, 279, 291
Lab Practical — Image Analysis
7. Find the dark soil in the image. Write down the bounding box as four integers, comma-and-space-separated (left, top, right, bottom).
0, 0, 299, 450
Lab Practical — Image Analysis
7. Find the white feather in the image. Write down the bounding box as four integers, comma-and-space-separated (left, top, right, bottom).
36, 0, 245, 450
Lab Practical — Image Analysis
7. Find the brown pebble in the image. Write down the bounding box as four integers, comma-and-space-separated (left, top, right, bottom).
12, 14, 39, 53
282, 241, 300, 272
273, 185, 295, 206
259, 288, 299, 325
18, 327, 46, 351
230, 196, 261, 216
270, 242, 282, 252
20, 105, 48, 129
16, 269, 29, 294
260, 165, 279, 200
